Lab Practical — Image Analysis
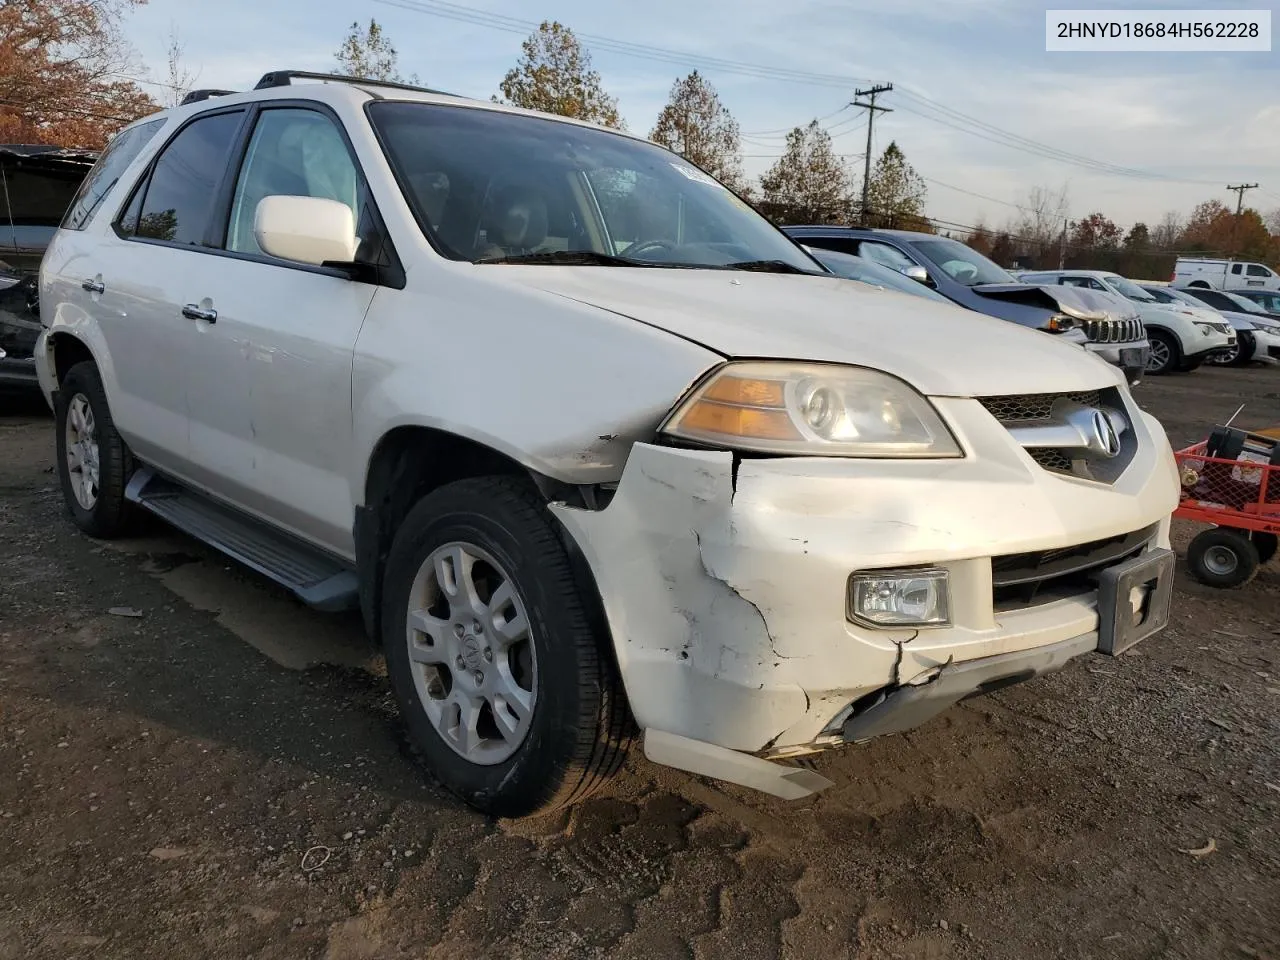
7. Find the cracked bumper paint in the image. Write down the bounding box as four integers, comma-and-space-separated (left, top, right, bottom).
550, 397, 1180, 759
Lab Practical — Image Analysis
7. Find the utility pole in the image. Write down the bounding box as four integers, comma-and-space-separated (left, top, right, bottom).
1058, 217, 1071, 269
1227, 183, 1258, 216
853, 83, 893, 226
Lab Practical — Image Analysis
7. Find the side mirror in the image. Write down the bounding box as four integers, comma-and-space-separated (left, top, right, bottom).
902, 264, 932, 286
254, 195, 359, 267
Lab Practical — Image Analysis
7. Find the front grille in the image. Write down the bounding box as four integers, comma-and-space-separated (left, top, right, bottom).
1081, 317, 1144, 344
978, 390, 1102, 424
992, 524, 1158, 610
1028, 448, 1073, 472
978, 386, 1135, 483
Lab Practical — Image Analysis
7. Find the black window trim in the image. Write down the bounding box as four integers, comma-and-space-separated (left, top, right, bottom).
62, 116, 168, 232
112, 98, 404, 289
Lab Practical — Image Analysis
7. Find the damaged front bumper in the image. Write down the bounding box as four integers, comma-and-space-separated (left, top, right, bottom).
550, 397, 1180, 799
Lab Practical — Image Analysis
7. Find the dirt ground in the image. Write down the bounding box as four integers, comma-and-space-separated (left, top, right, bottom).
2, 366, 1278, 960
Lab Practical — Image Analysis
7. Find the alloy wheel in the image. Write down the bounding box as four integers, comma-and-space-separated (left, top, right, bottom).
64, 393, 100, 510
404, 541, 537, 765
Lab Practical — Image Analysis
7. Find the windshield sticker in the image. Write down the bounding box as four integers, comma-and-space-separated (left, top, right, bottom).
670, 163, 726, 188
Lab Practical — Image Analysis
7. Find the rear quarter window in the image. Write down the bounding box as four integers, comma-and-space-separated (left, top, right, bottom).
62, 118, 166, 231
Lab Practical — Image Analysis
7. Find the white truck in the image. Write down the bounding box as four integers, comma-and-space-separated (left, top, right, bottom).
1172, 257, 1280, 291
35, 71, 1181, 817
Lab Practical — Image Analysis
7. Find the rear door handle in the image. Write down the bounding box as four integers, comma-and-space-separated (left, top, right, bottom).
82, 278, 104, 294
182, 304, 217, 323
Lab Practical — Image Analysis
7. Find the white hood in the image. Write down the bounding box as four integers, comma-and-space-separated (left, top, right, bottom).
498, 267, 1122, 397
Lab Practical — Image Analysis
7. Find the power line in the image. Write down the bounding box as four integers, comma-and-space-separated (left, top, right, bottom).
920, 176, 1030, 212
376, 0, 870, 88
0, 96, 136, 123
894, 91, 1224, 186
741, 104, 849, 137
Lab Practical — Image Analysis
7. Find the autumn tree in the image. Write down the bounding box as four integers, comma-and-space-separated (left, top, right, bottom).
649, 71, 743, 189
335, 19, 416, 83
988, 231, 1015, 266
1124, 222, 1150, 250
757, 120, 853, 225
967, 220, 994, 257
1179, 199, 1273, 258
0, 0, 157, 148
1070, 212, 1121, 250
863, 141, 928, 230
498, 21, 621, 129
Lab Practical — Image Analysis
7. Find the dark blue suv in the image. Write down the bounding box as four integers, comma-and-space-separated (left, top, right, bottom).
784, 226, 1149, 385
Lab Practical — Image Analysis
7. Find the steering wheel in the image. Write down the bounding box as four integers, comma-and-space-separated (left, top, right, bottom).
623, 238, 678, 260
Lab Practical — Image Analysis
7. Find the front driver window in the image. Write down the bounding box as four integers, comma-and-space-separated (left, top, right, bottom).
226, 109, 360, 257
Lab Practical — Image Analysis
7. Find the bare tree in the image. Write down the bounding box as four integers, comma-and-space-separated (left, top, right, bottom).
1265, 208, 1280, 237
162, 26, 198, 108
1150, 210, 1183, 250
1013, 184, 1070, 248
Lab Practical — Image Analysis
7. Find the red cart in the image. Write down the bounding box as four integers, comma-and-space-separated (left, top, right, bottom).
1174, 427, 1280, 588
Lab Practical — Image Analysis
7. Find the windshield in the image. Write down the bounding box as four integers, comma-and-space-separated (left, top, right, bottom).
806, 247, 952, 304
909, 238, 1014, 286
1221, 291, 1268, 313
368, 101, 817, 271
1102, 275, 1155, 301
1141, 286, 1177, 304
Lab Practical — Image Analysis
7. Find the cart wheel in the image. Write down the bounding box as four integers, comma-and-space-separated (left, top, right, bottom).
1187, 529, 1259, 588
1252, 532, 1278, 566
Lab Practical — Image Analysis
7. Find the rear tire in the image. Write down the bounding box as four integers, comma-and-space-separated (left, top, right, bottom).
1228, 331, 1254, 367
381, 476, 632, 818
1187, 528, 1259, 588
54, 361, 134, 538
1145, 329, 1180, 376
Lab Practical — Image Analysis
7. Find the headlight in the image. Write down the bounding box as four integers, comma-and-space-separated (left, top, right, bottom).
1194, 322, 1217, 335
1045, 314, 1077, 333
661, 361, 961, 458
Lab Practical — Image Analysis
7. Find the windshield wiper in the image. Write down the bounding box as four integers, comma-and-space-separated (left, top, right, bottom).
723, 259, 818, 275
476, 250, 639, 267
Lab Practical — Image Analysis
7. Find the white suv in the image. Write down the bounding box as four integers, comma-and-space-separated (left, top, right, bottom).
36, 72, 1181, 817
1017, 269, 1234, 375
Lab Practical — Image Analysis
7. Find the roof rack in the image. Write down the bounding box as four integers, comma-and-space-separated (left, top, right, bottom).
180, 89, 237, 106
253, 70, 459, 98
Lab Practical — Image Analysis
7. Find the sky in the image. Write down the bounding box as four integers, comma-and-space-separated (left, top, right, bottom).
121, 0, 1280, 234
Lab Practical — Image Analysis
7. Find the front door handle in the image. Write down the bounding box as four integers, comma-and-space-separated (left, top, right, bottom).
182, 304, 217, 323
82, 278, 104, 294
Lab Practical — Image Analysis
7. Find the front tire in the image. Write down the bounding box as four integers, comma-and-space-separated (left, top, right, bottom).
54, 361, 134, 538
1145, 329, 1180, 375
381, 476, 631, 818
1187, 528, 1259, 588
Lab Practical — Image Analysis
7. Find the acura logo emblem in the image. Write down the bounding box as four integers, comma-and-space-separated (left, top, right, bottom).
1088, 409, 1121, 459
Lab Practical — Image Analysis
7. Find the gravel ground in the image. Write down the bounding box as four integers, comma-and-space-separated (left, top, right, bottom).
1, 366, 1278, 960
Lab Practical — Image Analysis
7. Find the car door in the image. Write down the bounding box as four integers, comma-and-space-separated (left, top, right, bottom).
178, 104, 383, 555
1245, 263, 1276, 288
86, 109, 248, 475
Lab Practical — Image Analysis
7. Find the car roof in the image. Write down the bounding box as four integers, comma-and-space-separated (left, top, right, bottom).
784, 225, 938, 240
140, 72, 657, 146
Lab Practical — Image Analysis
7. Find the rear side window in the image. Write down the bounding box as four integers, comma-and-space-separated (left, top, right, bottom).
62, 118, 164, 231
130, 110, 244, 245
1231, 263, 1242, 274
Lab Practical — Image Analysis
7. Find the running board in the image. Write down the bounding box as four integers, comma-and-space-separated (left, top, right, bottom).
125, 467, 358, 612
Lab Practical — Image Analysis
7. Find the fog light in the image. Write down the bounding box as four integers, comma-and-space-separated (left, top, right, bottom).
847, 568, 950, 628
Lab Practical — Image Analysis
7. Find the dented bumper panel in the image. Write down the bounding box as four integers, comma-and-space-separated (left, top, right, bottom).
550, 396, 1180, 756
